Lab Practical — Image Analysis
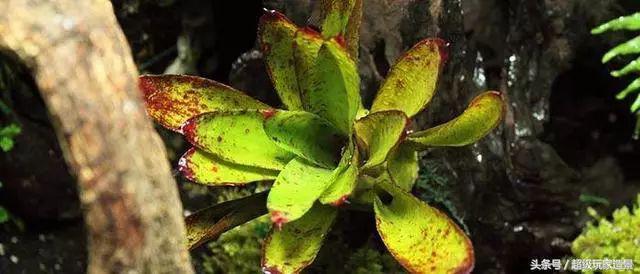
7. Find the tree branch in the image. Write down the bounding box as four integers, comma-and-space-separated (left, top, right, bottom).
0, 1, 194, 273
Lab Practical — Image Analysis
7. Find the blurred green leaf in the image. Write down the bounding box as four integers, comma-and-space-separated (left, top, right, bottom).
579, 194, 610, 206
0, 206, 8, 223
0, 123, 20, 152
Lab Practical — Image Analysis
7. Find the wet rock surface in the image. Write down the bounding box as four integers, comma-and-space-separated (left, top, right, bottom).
2, 0, 640, 273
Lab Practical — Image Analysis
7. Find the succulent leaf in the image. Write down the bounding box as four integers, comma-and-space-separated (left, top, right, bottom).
370, 38, 447, 117
139, 74, 268, 131
262, 204, 337, 274
178, 148, 278, 186
407, 91, 504, 149
354, 110, 409, 169
386, 144, 419, 192
308, 38, 362, 134
374, 180, 474, 274
319, 141, 359, 205
267, 158, 333, 223
259, 10, 304, 110
263, 110, 345, 169
591, 12, 640, 34
186, 191, 268, 250
181, 110, 295, 170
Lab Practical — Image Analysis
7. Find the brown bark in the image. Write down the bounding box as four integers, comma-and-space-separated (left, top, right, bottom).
0, 1, 193, 273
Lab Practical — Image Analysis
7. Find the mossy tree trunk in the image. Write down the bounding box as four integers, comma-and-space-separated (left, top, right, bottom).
0, 1, 193, 273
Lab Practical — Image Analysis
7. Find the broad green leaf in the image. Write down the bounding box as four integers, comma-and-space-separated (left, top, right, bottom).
354, 110, 409, 169
592, 12, 640, 34
611, 57, 640, 77
344, 0, 363, 58
178, 148, 278, 186
370, 39, 447, 117
318, 0, 356, 38
186, 191, 267, 250
262, 205, 337, 274
319, 141, 359, 205
139, 74, 268, 131
267, 158, 333, 223
602, 36, 640, 63
182, 110, 295, 170
374, 180, 474, 274
263, 110, 345, 168
258, 10, 304, 110
308, 39, 361, 134
387, 144, 419, 192
293, 27, 323, 110
407, 91, 504, 149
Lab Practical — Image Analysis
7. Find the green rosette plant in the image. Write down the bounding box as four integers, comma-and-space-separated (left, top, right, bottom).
139, 1, 505, 273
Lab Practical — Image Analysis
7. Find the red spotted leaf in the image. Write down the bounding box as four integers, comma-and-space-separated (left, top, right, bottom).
139, 74, 268, 131
371, 39, 448, 117
259, 10, 304, 110
407, 91, 504, 149
178, 148, 278, 186
181, 110, 295, 170
374, 180, 475, 274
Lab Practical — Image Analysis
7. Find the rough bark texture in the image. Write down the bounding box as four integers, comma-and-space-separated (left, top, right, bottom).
0, 1, 193, 273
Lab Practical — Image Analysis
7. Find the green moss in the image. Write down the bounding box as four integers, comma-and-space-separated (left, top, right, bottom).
572, 194, 640, 274
343, 247, 406, 274
198, 187, 270, 274
200, 216, 269, 274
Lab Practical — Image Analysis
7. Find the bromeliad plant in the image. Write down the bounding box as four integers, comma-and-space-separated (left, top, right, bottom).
139, 1, 504, 273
